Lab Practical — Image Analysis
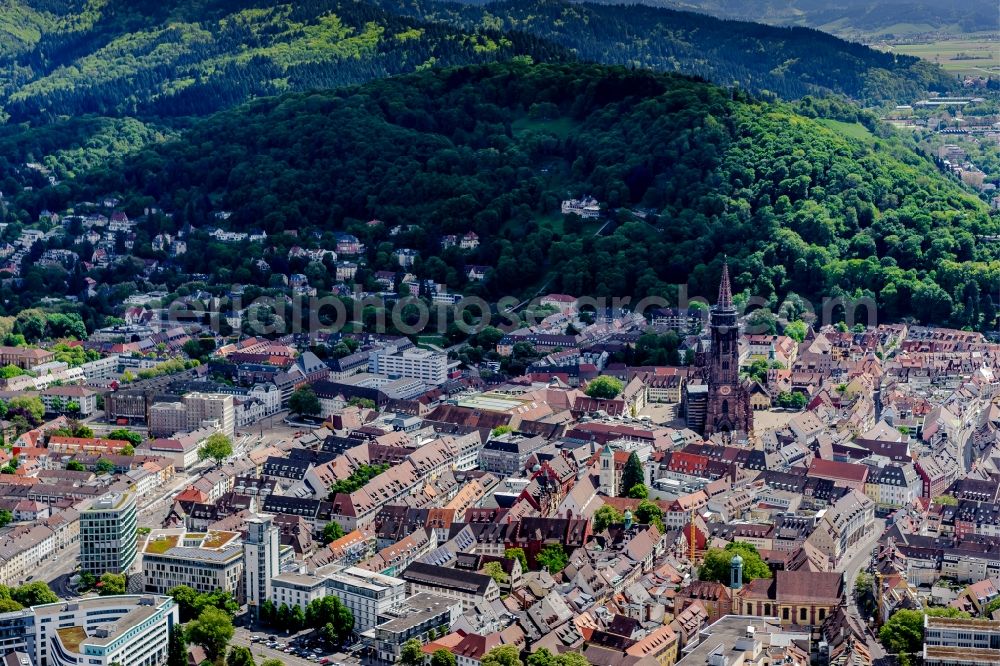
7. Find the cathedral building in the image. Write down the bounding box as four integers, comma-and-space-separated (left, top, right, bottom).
699, 260, 753, 440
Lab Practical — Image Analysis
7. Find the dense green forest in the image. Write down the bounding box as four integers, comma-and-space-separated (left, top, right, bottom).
371, 0, 953, 103
0, 0, 566, 121
0, 0, 952, 128
15, 62, 996, 329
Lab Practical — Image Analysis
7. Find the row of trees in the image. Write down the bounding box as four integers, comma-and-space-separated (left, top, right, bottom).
258, 595, 354, 645
327, 463, 390, 498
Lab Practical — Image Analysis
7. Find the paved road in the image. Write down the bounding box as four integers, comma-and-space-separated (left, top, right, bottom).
841, 518, 887, 660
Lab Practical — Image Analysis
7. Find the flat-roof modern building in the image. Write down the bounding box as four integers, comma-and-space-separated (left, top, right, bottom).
363, 593, 462, 665
271, 566, 406, 632
79, 490, 137, 576
0, 595, 177, 666
141, 529, 244, 600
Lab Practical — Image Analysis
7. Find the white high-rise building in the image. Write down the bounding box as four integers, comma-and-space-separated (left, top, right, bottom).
244, 514, 279, 620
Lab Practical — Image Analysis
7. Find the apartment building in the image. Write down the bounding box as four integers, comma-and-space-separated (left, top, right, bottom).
79, 355, 120, 382
40, 385, 98, 416
805, 489, 875, 567
369, 348, 449, 385
149, 392, 235, 438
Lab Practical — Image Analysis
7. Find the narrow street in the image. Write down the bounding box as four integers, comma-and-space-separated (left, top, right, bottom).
841, 518, 887, 661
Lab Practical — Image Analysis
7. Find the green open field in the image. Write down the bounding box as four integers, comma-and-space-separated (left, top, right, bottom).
816, 118, 875, 142
886, 34, 999, 77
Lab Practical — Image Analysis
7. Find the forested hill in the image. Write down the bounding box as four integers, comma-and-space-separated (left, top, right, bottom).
370, 0, 953, 103
42, 62, 999, 329
0, 0, 567, 121
0, 0, 952, 124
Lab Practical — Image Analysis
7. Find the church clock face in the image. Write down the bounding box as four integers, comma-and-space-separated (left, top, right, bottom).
719, 386, 732, 396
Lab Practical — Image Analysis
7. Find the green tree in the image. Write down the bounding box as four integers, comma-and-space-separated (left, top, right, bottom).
8, 396, 44, 421
528, 649, 589, 666
167, 628, 188, 666
620, 451, 644, 498
936, 494, 958, 506
854, 572, 876, 617
483, 561, 508, 586
747, 309, 778, 335
0, 510, 12, 528
107, 429, 143, 447
95, 458, 115, 474
198, 433, 232, 465
288, 386, 321, 417
783, 320, 807, 342
983, 596, 1000, 617
584, 376, 623, 399
323, 522, 345, 543
432, 649, 457, 666
347, 397, 376, 410
259, 599, 276, 625
186, 607, 234, 662
98, 573, 126, 595
743, 358, 771, 385
535, 544, 568, 573
592, 504, 623, 532
699, 542, 772, 584
200, 589, 240, 618
504, 548, 528, 571
11, 581, 58, 606
634, 500, 666, 533
261, 661, 284, 666
400, 639, 424, 666
169, 585, 201, 622
490, 425, 513, 438
627, 483, 648, 499
227, 646, 255, 666
0, 599, 23, 613
880, 608, 969, 661
481, 645, 523, 666
77, 571, 96, 592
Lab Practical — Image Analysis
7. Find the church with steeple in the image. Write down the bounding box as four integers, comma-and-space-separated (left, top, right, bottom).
695, 260, 753, 441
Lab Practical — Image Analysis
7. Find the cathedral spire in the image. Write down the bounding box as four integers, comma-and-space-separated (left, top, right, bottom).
717, 257, 733, 310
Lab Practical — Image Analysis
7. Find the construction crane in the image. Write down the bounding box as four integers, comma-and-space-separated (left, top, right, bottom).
874, 570, 885, 627
689, 505, 697, 562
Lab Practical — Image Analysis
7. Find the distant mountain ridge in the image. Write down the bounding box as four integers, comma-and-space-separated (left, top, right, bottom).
369, 0, 953, 103
0, 0, 955, 126
546, 0, 999, 37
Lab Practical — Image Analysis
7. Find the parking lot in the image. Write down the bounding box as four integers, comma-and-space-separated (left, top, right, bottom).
231, 627, 361, 666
